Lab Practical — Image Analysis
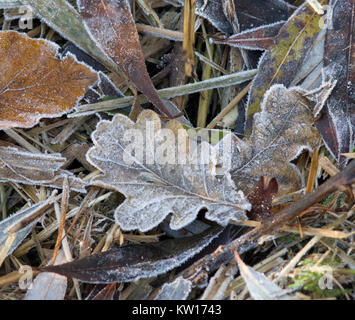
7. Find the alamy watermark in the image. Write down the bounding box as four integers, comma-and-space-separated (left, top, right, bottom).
121, 120, 232, 176
18, 5, 33, 30
316, 266, 334, 290
319, 5, 334, 30
18, 265, 33, 290
11, 3, 333, 31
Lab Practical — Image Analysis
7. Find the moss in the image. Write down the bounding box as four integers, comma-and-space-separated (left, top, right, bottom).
289, 270, 350, 298
288, 256, 348, 298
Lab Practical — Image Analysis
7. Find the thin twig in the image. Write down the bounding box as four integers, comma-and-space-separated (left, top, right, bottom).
180, 160, 355, 281
207, 82, 252, 129
136, 23, 183, 41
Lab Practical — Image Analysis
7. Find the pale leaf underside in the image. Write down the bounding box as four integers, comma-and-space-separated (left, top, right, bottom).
235, 252, 291, 300
86, 110, 250, 232
25, 250, 67, 300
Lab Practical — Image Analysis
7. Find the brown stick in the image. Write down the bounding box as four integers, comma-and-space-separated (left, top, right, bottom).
181, 160, 355, 282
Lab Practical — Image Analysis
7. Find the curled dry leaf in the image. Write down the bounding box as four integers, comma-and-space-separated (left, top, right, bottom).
0, 145, 87, 192
42, 226, 223, 283
77, 0, 174, 118
86, 110, 250, 232
245, 0, 329, 132
231, 84, 322, 196
0, 31, 98, 129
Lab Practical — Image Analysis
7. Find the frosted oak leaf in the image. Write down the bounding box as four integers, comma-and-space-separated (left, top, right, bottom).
86, 110, 250, 232
231, 84, 323, 196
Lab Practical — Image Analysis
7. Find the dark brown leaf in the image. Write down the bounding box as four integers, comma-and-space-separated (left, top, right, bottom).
315, 0, 355, 167
62, 42, 106, 72
77, 0, 175, 118
234, 0, 295, 32
42, 226, 223, 283
171, 0, 295, 34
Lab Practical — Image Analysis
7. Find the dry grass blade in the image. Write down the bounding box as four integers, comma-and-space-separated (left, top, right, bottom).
183, 0, 196, 77
234, 220, 355, 239
306, 148, 320, 194
136, 24, 183, 41
207, 82, 251, 129
275, 212, 351, 281
342, 153, 355, 158
0, 269, 40, 287
51, 177, 69, 265
319, 156, 340, 176
0, 233, 16, 267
